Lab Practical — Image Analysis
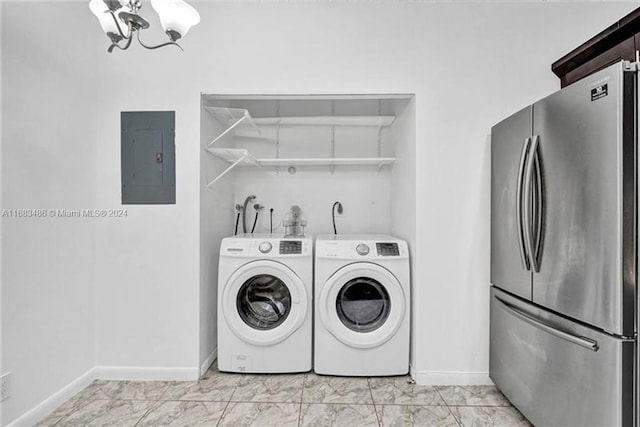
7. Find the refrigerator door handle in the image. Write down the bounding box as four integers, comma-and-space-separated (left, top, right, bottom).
523, 135, 539, 272
532, 135, 543, 271
516, 137, 531, 271
495, 295, 599, 352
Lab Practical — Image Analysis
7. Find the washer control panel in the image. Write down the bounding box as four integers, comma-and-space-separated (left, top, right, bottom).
279, 240, 302, 255
258, 242, 273, 253
376, 242, 400, 256
221, 236, 311, 258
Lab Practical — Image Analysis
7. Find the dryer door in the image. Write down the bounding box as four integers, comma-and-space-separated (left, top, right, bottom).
222, 260, 309, 346
318, 262, 406, 349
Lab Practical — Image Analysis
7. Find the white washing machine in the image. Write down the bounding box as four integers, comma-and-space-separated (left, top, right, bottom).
217, 234, 312, 373
314, 234, 410, 376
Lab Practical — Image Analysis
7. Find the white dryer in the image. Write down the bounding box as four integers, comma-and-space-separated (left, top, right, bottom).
217, 234, 312, 373
314, 234, 410, 376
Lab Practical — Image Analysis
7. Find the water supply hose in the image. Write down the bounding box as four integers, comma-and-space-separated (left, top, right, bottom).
251, 211, 259, 234
234, 212, 240, 235
332, 201, 343, 235
270, 208, 274, 234
242, 195, 256, 233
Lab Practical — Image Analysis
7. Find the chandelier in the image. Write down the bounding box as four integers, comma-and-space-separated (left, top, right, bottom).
89, 0, 200, 53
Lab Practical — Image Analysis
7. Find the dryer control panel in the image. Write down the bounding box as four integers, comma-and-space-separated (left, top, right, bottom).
315, 235, 408, 260
376, 242, 400, 256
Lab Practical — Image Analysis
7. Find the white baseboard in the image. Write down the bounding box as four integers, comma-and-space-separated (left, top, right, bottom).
409, 362, 418, 382
7, 367, 97, 427
93, 366, 199, 381
411, 369, 493, 386
200, 348, 217, 377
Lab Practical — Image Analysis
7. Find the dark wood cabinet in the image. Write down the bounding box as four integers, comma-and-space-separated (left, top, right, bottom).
552, 8, 640, 87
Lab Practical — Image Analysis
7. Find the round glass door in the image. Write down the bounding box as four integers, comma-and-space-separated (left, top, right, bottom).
318, 262, 405, 349
222, 260, 308, 346
336, 278, 390, 332
237, 274, 292, 330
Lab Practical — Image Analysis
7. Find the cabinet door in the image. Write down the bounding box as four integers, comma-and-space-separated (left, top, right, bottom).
560, 37, 635, 88
491, 106, 533, 300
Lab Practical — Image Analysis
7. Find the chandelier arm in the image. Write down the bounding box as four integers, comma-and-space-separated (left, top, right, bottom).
136, 31, 184, 51
108, 10, 131, 39
108, 34, 134, 53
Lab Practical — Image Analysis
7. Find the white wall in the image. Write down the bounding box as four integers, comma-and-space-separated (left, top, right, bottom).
387, 98, 417, 371
1, 1, 637, 424
92, 93, 201, 371
0, 2, 99, 424
233, 169, 392, 236
199, 107, 235, 373
0, 2, 4, 424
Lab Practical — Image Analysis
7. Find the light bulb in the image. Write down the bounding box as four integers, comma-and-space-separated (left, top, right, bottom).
150, 0, 200, 40
89, 0, 127, 36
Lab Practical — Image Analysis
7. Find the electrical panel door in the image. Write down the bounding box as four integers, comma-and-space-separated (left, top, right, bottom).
121, 111, 175, 204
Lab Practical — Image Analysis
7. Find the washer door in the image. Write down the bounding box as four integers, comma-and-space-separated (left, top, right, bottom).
222, 260, 308, 346
319, 262, 406, 349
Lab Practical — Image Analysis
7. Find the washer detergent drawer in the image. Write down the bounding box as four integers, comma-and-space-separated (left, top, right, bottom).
489, 287, 634, 427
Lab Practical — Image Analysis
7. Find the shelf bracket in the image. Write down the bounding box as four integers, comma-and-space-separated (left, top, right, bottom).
207, 115, 247, 148
206, 153, 248, 189
377, 101, 384, 164
331, 101, 336, 175
275, 123, 281, 176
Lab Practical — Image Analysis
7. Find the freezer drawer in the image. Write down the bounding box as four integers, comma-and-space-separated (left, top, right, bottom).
490, 287, 634, 427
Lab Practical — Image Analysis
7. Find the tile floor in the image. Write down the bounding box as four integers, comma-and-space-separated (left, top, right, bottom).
37, 363, 532, 426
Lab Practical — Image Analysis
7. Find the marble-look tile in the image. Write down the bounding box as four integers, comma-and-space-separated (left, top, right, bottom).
231, 374, 304, 403
36, 381, 108, 426
162, 372, 243, 402
437, 386, 510, 407
55, 399, 155, 427
137, 400, 227, 426
303, 374, 372, 404
299, 403, 378, 427
376, 405, 460, 427
35, 414, 64, 427
450, 406, 532, 427
218, 402, 299, 427
369, 376, 445, 406
94, 380, 170, 400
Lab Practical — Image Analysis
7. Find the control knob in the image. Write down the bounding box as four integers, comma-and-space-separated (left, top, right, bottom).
356, 243, 370, 256
259, 242, 272, 254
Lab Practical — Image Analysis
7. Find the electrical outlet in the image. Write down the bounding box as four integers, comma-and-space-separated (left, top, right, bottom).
1, 372, 11, 401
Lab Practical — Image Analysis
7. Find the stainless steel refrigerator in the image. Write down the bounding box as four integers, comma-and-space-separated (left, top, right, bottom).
490, 61, 637, 427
